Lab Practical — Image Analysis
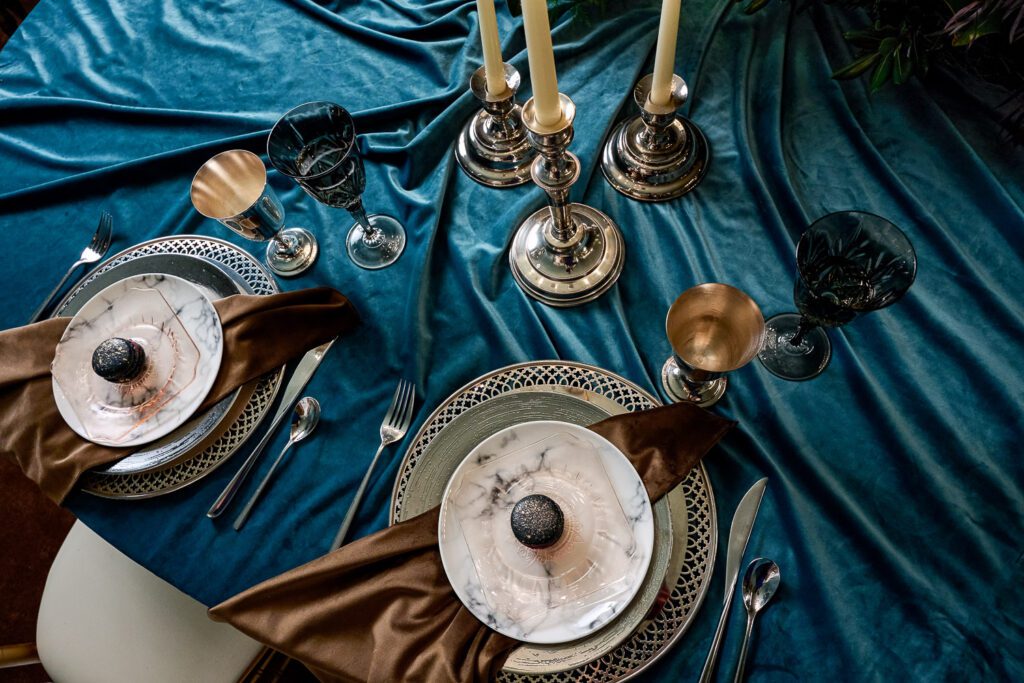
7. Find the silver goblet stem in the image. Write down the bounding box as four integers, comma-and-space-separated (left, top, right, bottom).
601, 73, 710, 202
661, 355, 728, 407
509, 95, 626, 307
455, 63, 536, 188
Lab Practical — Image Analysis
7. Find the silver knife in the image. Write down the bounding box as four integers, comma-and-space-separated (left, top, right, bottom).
698, 477, 768, 683
207, 338, 336, 519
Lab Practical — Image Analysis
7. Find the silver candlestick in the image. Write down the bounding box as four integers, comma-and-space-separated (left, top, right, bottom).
509, 94, 626, 307
601, 73, 709, 202
455, 63, 536, 188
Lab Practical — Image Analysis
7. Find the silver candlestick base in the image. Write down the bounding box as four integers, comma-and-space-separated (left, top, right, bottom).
510, 95, 625, 307
601, 73, 709, 202
455, 63, 536, 188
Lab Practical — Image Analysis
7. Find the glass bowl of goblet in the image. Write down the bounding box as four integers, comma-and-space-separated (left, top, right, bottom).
757, 211, 917, 381
190, 149, 318, 277
267, 101, 406, 270
661, 283, 765, 407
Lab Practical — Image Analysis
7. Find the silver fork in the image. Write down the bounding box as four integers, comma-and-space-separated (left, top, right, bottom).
330, 379, 415, 550
29, 211, 114, 323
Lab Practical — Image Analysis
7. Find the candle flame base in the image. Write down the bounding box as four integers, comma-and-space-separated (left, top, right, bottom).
455, 64, 537, 188
601, 74, 709, 202
510, 95, 625, 307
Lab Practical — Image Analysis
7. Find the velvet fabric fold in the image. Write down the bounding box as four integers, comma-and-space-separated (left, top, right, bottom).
209, 402, 735, 683
0, 287, 358, 503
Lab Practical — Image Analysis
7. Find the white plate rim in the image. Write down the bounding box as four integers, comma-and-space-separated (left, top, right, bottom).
51, 273, 223, 447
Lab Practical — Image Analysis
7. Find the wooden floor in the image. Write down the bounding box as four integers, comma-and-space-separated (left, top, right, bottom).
0, 460, 73, 683
0, 0, 37, 49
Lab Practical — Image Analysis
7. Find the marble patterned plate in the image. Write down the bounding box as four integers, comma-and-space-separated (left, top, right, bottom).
53, 235, 284, 499
57, 253, 251, 475
392, 362, 717, 681
397, 388, 677, 673
51, 274, 223, 447
439, 421, 655, 645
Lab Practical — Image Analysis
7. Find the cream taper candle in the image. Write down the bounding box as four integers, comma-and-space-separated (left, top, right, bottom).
477, 0, 506, 96
521, 0, 562, 127
650, 0, 681, 106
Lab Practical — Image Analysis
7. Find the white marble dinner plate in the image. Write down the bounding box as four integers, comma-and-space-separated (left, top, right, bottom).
438, 420, 655, 645
51, 273, 223, 447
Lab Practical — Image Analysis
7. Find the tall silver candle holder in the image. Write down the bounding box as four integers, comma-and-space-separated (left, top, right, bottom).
601, 73, 709, 202
509, 95, 625, 307
455, 63, 537, 188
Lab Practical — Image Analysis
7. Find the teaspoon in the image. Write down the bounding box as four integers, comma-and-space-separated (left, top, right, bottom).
233, 397, 320, 531
733, 558, 781, 683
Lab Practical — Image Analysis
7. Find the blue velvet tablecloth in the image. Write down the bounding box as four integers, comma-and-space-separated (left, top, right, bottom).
2, 0, 1022, 680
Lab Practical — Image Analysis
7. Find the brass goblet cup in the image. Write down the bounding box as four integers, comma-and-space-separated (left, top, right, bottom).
191, 149, 318, 277
661, 283, 765, 407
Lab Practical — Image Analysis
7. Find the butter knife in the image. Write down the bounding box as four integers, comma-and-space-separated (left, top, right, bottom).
207, 339, 336, 519
698, 477, 768, 683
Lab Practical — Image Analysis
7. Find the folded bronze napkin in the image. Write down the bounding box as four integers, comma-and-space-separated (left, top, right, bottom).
210, 402, 735, 683
0, 287, 358, 503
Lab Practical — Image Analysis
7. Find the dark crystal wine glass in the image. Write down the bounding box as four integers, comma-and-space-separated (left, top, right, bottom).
757, 211, 917, 381
267, 101, 406, 270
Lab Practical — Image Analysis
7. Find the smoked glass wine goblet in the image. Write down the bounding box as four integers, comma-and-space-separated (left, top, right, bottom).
267, 101, 406, 270
757, 211, 917, 381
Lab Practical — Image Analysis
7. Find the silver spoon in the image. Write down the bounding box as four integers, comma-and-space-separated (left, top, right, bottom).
233, 397, 320, 531
733, 558, 781, 683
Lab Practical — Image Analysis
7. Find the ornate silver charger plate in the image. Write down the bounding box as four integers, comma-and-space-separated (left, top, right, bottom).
391, 361, 717, 682
54, 236, 285, 499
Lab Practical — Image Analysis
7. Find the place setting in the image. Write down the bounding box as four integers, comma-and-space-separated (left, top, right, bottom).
0, 83, 420, 506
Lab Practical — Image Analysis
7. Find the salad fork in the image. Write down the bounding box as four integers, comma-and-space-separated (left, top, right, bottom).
330, 379, 415, 550
29, 211, 113, 323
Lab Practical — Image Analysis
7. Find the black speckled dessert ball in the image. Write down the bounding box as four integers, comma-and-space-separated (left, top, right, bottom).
91, 337, 146, 383
510, 494, 564, 549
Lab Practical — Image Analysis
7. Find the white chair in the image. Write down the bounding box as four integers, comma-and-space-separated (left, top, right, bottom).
2, 520, 262, 683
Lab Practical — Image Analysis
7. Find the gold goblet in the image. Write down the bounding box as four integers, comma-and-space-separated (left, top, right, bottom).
661, 283, 765, 407
191, 149, 318, 277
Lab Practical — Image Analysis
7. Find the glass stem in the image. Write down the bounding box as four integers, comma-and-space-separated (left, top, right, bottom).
348, 200, 377, 241
789, 317, 816, 347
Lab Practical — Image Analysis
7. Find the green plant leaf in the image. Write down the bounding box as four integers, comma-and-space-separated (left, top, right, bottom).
951, 13, 1003, 46
832, 52, 882, 79
844, 28, 886, 50
893, 45, 914, 84
744, 0, 772, 14
870, 50, 895, 91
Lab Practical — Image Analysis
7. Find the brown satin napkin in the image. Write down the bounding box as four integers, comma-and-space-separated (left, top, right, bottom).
0, 287, 358, 503
210, 402, 735, 683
